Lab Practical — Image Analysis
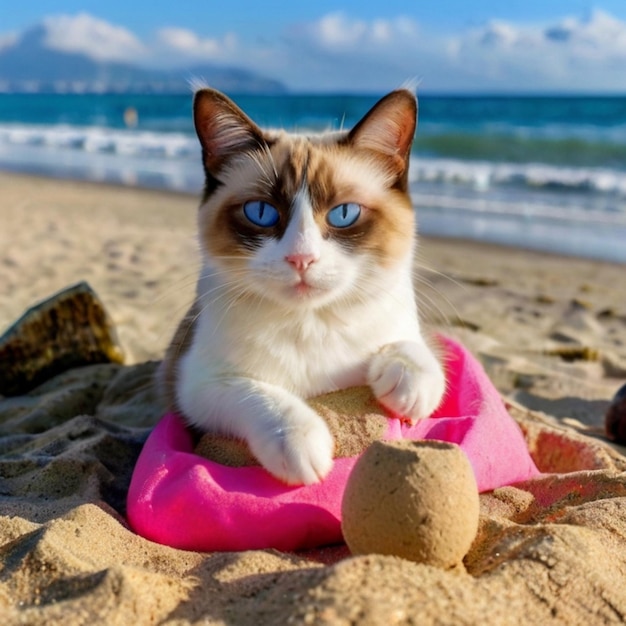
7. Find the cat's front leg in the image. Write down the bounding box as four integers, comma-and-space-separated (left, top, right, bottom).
178, 375, 334, 485
248, 390, 335, 486
367, 340, 445, 423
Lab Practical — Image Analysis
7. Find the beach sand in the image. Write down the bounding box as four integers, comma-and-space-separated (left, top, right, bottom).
2, 171, 626, 624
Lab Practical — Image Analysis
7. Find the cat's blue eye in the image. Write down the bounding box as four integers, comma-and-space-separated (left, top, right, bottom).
243, 200, 279, 227
327, 203, 361, 228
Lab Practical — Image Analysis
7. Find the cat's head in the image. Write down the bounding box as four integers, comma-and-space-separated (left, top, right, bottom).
194, 88, 417, 310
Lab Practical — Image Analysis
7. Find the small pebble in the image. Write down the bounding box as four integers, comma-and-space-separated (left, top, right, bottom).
605, 383, 626, 444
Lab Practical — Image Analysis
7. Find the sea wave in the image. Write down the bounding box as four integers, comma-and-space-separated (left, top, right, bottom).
2, 122, 626, 204
0, 124, 199, 159
409, 157, 626, 199
414, 130, 626, 169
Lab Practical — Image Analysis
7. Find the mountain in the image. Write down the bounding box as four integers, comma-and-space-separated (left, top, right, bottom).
0, 24, 286, 94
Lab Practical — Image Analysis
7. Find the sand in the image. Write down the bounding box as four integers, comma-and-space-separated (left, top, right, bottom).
2, 171, 626, 624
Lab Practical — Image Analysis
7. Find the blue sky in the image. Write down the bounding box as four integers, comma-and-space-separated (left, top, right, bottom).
2, 2, 626, 92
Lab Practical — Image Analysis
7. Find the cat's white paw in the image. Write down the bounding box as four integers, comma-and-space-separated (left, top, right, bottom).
368, 341, 445, 424
250, 404, 334, 486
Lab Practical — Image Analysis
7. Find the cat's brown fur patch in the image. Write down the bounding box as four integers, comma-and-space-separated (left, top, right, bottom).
159, 300, 200, 413
199, 136, 415, 266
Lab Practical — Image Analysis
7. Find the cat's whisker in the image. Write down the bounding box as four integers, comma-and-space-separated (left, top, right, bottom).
200, 279, 251, 311
345, 271, 447, 331
411, 267, 465, 327
413, 258, 467, 292
344, 256, 455, 326
348, 264, 412, 310
415, 287, 457, 328
148, 269, 202, 296
173, 286, 240, 351
413, 260, 468, 321
413, 265, 467, 314
211, 298, 240, 338
197, 280, 261, 338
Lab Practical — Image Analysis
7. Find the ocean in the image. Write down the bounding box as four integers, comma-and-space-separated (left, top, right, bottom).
1, 92, 625, 263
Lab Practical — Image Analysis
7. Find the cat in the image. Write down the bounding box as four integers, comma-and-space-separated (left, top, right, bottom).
161, 87, 446, 486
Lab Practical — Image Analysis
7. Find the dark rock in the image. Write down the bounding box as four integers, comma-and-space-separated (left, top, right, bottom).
0, 282, 124, 396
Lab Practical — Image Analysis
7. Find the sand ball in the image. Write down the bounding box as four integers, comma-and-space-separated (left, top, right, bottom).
341, 440, 480, 568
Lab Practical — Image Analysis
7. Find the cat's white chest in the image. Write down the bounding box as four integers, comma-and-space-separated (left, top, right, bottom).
190, 303, 372, 397
243, 314, 370, 395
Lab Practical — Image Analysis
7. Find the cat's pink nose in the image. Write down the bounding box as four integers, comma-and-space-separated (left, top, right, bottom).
285, 253, 317, 272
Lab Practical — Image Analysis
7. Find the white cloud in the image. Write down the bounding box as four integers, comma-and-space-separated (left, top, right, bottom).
313, 13, 367, 47
544, 9, 626, 55
277, 9, 626, 92
452, 9, 626, 90
270, 12, 427, 90
42, 13, 146, 63
156, 27, 237, 61
300, 12, 419, 50
0, 32, 17, 51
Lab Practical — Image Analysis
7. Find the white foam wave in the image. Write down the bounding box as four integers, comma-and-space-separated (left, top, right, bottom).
0, 124, 199, 160
2, 124, 624, 199
409, 157, 626, 198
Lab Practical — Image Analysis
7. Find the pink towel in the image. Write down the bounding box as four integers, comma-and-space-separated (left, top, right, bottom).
127, 336, 539, 551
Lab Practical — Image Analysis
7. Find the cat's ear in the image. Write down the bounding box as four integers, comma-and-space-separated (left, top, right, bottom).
194, 88, 265, 175
347, 89, 417, 181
